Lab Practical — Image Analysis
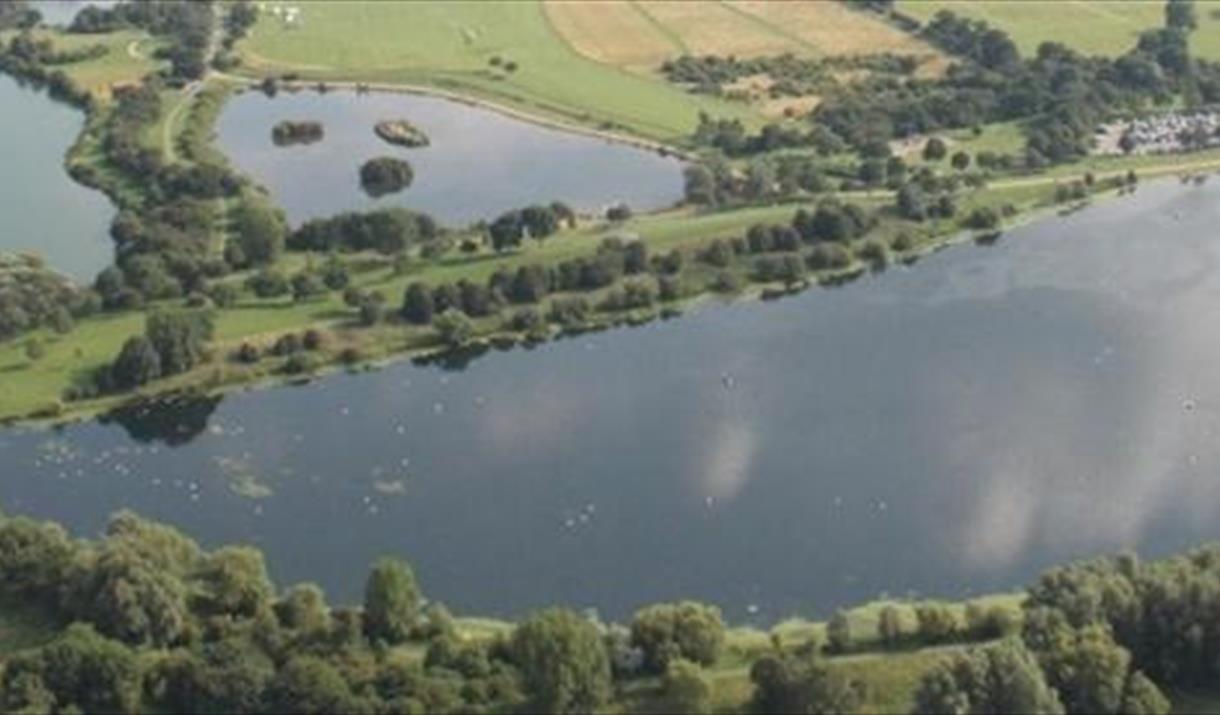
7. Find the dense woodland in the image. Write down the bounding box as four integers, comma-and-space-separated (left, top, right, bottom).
0, 505, 1216, 713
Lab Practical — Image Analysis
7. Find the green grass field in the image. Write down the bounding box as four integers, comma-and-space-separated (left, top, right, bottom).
0, 28, 163, 100
897, 1, 1165, 58
234, 0, 761, 142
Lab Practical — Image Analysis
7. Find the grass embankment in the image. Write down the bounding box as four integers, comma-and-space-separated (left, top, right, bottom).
232, 0, 760, 143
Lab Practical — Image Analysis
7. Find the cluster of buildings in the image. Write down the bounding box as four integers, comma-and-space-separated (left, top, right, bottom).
1096, 109, 1220, 155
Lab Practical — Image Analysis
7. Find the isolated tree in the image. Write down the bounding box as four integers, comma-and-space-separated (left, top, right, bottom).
951, 150, 972, 170
877, 605, 904, 648
433, 309, 474, 347
233, 199, 286, 266
511, 608, 611, 714
630, 601, 725, 672
111, 335, 162, 389
402, 282, 435, 324
923, 136, 948, 161
145, 310, 213, 376
1165, 0, 1196, 31
683, 164, 718, 205
363, 557, 421, 645
826, 610, 852, 653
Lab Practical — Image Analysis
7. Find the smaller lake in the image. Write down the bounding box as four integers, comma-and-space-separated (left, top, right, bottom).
216, 89, 687, 226
0, 73, 113, 282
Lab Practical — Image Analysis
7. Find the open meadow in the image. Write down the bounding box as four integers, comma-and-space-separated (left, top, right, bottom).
897, 0, 1169, 58
0, 27, 161, 100
234, 0, 761, 141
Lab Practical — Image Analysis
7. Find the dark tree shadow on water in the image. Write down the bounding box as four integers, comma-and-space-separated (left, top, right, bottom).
98, 392, 224, 447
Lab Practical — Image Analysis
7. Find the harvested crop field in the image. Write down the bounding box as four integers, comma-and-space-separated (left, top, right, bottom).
542, 1, 677, 72
732, 1, 941, 60
547, 1, 944, 69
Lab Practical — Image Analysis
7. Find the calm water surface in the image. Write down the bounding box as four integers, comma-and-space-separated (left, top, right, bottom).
216, 89, 686, 226
3, 179, 1220, 621
0, 73, 113, 281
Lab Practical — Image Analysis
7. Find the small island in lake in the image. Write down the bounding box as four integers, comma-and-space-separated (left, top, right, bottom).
359, 156, 414, 197
374, 119, 430, 148
271, 120, 324, 146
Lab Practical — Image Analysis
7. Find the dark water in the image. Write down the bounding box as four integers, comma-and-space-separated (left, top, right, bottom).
215, 89, 686, 226
3, 179, 1220, 622
0, 73, 113, 281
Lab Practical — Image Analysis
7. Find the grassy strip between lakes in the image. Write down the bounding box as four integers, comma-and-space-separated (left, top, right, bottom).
5, 146, 1220, 426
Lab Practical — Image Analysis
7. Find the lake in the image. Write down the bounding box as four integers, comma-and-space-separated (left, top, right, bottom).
0, 73, 113, 281
215, 88, 687, 226
3, 178, 1220, 622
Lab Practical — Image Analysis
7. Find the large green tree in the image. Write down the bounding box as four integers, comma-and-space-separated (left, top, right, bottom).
363, 557, 421, 645
511, 608, 611, 714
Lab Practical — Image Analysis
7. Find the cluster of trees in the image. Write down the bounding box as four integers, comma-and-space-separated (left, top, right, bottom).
96, 310, 214, 393
289, 208, 439, 254
661, 52, 916, 100
688, 5, 1217, 170
401, 238, 660, 335
271, 120, 324, 146
0, 0, 39, 30
905, 545, 1220, 715
487, 202, 576, 251
359, 157, 414, 197
815, 7, 1220, 165
69, 0, 214, 81
0, 254, 97, 343
1, 502, 1219, 714
0, 33, 96, 108
0, 509, 729, 715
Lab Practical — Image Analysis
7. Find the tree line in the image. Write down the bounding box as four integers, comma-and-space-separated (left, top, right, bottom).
0, 505, 1216, 713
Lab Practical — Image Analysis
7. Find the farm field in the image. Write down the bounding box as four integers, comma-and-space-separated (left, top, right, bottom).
545, 0, 945, 73
896, 0, 1167, 58
233, 0, 761, 142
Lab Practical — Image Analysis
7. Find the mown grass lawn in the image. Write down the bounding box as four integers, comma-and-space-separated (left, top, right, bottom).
0, 28, 163, 100
234, 0, 760, 142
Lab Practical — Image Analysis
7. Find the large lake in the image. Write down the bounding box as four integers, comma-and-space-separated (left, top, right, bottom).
216, 89, 687, 226
3, 179, 1220, 622
0, 73, 113, 281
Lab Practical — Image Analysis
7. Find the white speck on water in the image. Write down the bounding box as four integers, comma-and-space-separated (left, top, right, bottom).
395, 424, 406, 434
253, 505, 263, 516
721, 372, 736, 389
1183, 398, 1198, 412
433, 402, 445, 415
189, 493, 200, 502
340, 406, 350, 416
400, 458, 410, 467
746, 604, 759, 615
